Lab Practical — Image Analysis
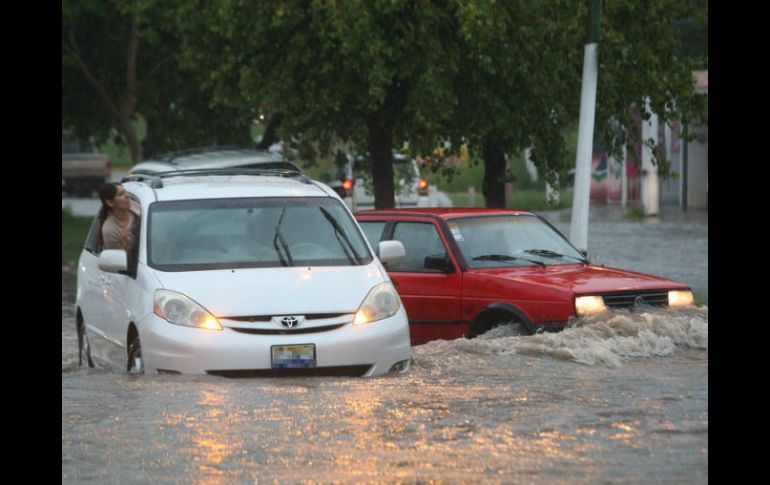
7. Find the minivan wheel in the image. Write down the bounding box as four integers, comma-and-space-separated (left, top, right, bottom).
77, 322, 94, 368
127, 337, 144, 374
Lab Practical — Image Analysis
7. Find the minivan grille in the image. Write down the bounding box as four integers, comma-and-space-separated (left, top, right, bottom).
600, 290, 669, 308
228, 323, 346, 335
221, 313, 350, 322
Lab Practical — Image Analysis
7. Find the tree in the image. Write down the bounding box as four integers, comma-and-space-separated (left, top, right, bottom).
168, 0, 706, 209
174, 0, 461, 209
450, 0, 707, 208
62, 0, 168, 162
589, 1, 706, 176
62, 0, 256, 163
139, 69, 257, 158
450, 0, 584, 207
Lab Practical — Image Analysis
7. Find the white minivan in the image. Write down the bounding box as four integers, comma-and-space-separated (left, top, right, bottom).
75, 169, 411, 377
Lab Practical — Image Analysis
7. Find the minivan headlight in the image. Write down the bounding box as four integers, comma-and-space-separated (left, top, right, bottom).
575, 295, 607, 316
154, 289, 222, 330
668, 290, 694, 307
354, 282, 401, 325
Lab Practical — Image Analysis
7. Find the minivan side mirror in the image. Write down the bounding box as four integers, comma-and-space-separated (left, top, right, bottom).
98, 249, 128, 274
424, 254, 454, 273
378, 241, 406, 265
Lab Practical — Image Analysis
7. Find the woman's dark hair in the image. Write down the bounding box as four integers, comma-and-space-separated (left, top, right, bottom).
96, 183, 120, 246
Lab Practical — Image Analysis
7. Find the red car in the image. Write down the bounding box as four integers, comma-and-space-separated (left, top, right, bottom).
355, 208, 694, 345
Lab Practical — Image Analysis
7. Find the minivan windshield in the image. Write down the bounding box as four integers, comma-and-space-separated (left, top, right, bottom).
448, 215, 586, 268
148, 197, 373, 271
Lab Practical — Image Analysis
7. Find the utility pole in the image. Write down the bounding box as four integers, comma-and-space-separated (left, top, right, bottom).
569, 0, 601, 251
641, 97, 660, 215
681, 123, 688, 212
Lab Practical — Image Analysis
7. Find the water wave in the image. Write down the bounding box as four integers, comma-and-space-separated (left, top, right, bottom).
414, 307, 708, 368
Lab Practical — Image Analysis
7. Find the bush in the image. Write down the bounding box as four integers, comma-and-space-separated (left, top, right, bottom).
62, 207, 93, 266
624, 204, 646, 220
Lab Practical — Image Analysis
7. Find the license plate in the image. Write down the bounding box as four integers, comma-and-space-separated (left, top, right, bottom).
271, 344, 317, 369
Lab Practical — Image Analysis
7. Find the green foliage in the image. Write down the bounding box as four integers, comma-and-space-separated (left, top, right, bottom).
425, 162, 485, 193
100, 135, 134, 168
62, 208, 93, 266
99, 117, 147, 167
64, 0, 707, 202
624, 204, 646, 220
62, 0, 133, 145
426, 126, 578, 195
173, 0, 463, 207
452, 0, 584, 189
594, 0, 708, 176
62, 0, 255, 162
450, 0, 707, 193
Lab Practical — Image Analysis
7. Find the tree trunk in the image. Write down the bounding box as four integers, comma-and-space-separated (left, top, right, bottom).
122, 14, 142, 164
366, 81, 408, 209
482, 139, 507, 208
256, 112, 283, 150
119, 115, 143, 164
142, 115, 162, 159
367, 114, 396, 209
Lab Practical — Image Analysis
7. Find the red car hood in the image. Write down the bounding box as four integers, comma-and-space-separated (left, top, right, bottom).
478, 264, 688, 295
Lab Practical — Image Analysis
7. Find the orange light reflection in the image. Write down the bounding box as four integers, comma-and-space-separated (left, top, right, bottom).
189, 390, 234, 482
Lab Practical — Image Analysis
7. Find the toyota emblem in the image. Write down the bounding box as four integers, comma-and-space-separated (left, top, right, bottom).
634, 296, 645, 306
280, 316, 299, 328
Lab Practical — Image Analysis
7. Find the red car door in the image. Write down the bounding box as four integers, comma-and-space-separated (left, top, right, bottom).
384, 218, 465, 345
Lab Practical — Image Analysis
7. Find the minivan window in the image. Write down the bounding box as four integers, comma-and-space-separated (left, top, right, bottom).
83, 194, 141, 257
148, 197, 373, 271
83, 217, 102, 254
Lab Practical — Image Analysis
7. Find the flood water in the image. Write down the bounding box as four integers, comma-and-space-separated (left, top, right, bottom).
61, 268, 707, 483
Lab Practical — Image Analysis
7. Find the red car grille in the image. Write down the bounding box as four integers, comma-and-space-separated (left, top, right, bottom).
600, 290, 669, 308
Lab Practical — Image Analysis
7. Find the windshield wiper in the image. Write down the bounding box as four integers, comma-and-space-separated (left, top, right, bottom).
472, 254, 545, 267
272, 208, 294, 267
523, 249, 589, 264
319, 207, 362, 265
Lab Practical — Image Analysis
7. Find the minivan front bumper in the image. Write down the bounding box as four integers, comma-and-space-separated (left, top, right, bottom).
138, 306, 412, 377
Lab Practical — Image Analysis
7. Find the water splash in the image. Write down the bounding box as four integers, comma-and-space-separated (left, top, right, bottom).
414, 307, 708, 368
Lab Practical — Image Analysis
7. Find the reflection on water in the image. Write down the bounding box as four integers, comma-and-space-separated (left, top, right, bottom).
191, 390, 232, 479
62, 270, 707, 483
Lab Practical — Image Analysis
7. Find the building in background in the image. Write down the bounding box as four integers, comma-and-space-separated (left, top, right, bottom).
590, 70, 708, 210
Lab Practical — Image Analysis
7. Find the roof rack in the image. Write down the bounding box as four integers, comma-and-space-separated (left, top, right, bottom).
121, 167, 311, 189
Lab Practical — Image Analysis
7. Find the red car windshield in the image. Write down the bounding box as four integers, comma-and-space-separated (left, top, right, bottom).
448, 215, 585, 268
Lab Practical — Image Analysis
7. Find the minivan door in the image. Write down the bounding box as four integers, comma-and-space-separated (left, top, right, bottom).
77, 217, 105, 347
102, 199, 142, 365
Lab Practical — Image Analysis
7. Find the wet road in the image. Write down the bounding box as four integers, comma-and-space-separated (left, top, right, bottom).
62, 267, 707, 483
62, 199, 707, 482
